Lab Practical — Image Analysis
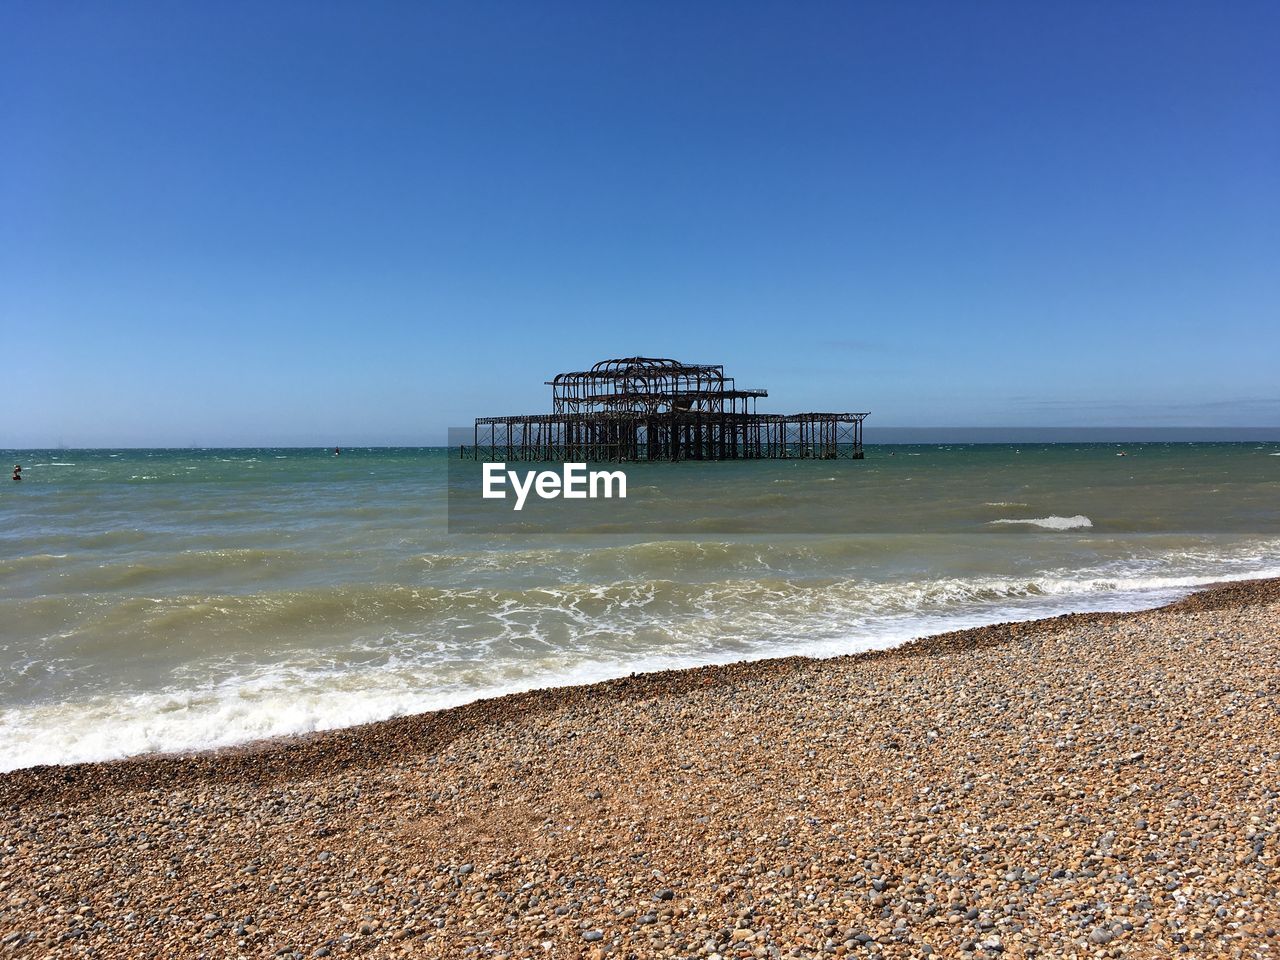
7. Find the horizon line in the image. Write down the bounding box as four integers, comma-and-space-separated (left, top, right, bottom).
6, 425, 1280, 452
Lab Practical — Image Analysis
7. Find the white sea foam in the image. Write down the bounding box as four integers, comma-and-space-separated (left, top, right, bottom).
985, 501, 1029, 507
4, 554, 1280, 772
990, 515, 1093, 530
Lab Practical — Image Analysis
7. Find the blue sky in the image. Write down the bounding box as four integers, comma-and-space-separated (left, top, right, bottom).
2, 1, 1277, 446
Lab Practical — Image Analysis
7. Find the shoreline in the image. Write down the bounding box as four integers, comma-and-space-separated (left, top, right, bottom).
1, 577, 1276, 801
2, 578, 1278, 958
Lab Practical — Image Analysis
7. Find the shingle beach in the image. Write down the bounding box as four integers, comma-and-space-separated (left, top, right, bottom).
2, 580, 1277, 959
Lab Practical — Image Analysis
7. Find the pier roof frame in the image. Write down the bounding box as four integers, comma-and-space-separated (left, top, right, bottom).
468, 356, 868, 461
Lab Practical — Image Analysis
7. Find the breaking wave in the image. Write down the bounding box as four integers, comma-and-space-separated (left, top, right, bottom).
990, 515, 1093, 530
4, 544, 1279, 771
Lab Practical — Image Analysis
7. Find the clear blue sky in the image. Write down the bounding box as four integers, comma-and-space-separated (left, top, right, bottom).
2, 1, 1277, 446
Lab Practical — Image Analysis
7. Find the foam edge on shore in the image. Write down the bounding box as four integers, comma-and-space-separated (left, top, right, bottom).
3, 576, 1278, 805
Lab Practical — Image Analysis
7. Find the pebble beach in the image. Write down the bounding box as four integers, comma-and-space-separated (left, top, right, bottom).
1, 579, 1277, 959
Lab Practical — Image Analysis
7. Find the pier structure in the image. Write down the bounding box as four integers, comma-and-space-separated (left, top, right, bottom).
463, 357, 867, 462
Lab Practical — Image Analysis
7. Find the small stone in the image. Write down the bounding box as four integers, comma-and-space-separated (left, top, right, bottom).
583, 930, 604, 942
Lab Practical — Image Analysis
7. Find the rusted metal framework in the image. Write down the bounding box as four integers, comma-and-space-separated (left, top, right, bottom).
463, 357, 867, 461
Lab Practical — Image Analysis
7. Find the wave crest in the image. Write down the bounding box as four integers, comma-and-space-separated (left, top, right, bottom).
990, 515, 1093, 530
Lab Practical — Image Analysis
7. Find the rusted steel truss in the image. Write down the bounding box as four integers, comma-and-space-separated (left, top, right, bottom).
463, 357, 867, 461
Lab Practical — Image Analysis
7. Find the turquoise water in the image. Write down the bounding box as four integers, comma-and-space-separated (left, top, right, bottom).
2, 443, 1279, 771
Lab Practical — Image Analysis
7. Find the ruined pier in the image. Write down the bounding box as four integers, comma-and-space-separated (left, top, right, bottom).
463, 357, 867, 462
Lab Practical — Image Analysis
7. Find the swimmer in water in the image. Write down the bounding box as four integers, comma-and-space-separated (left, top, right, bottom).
12, 464, 21, 482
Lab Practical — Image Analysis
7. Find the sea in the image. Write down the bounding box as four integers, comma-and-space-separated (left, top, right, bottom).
2, 442, 1279, 772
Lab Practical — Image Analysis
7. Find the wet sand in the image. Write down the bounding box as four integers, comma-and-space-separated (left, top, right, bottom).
2, 580, 1278, 958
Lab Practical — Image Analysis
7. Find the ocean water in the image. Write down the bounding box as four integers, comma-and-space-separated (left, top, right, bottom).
1, 443, 1278, 772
